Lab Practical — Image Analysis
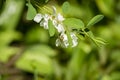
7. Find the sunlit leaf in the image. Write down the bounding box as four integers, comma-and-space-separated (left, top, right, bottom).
48, 20, 56, 37
63, 18, 84, 29
87, 15, 104, 28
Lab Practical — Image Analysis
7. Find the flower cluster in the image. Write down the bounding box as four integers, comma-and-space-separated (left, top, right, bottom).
33, 6, 78, 48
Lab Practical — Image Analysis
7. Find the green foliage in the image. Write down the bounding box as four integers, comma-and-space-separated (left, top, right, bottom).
62, 1, 71, 15
87, 15, 104, 28
48, 20, 56, 37
25, 27, 49, 43
0, 0, 120, 80
95, 0, 115, 18
26, 1, 37, 20
0, 47, 19, 62
15, 45, 55, 75
63, 18, 84, 29
0, 0, 24, 29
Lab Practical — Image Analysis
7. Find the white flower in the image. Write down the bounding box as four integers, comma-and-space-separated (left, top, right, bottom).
57, 13, 65, 22
55, 32, 69, 48
33, 6, 79, 48
70, 32, 78, 47
40, 14, 50, 29
55, 38, 61, 47
33, 14, 43, 23
56, 24, 65, 33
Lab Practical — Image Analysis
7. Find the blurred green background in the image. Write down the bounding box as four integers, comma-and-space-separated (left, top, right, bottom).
0, 0, 120, 80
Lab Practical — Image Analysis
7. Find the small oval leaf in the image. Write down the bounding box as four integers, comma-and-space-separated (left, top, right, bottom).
26, 2, 37, 20
48, 20, 55, 37
87, 15, 104, 28
63, 18, 84, 29
62, 1, 70, 14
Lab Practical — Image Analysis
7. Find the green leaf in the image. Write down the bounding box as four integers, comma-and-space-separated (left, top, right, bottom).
87, 15, 104, 28
15, 53, 53, 75
26, 1, 37, 20
62, 1, 70, 14
0, 0, 24, 29
15, 44, 55, 75
25, 27, 49, 43
0, 47, 19, 63
110, 72, 120, 80
48, 20, 56, 37
65, 48, 86, 80
63, 18, 84, 29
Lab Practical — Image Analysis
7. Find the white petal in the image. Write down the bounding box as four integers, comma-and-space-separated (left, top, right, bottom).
63, 40, 69, 47
40, 20, 48, 29
60, 33, 68, 41
43, 21, 49, 29
34, 14, 43, 23
56, 24, 65, 33
72, 39, 78, 47
70, 32, 78, 47
44, 14, 50, 21
56, 39, 61, 47
70, 32, 78, 40
57, 13, 65, 22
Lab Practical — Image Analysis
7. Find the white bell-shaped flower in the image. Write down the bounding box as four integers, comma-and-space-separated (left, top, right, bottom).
55, 32, 69, 47
70, 32, 78, 47
57, 13, 65, 22
55, 39, 61, 47
40, 14, 50, 29
33, 14, 43, 23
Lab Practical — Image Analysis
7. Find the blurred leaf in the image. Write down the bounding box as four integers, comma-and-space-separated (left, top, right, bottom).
65, 46, 86, 80
26, 1, 37, 20
48, 20, 56, 37
0, 31, 22, 46
101, 75, 110, 80
110, 50, 120, 62
79, 42, 91, 54
87, 15, 104, 28
62, 1, 71, 14
15, 45, 54, 75
25, 27, 49, 43
0, 47, 19, 62
63, 18, 84, 29
95, 0, 115, 18
25, 44, 56, 57
0, 0, 24, 29
110, 72, 120, 80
